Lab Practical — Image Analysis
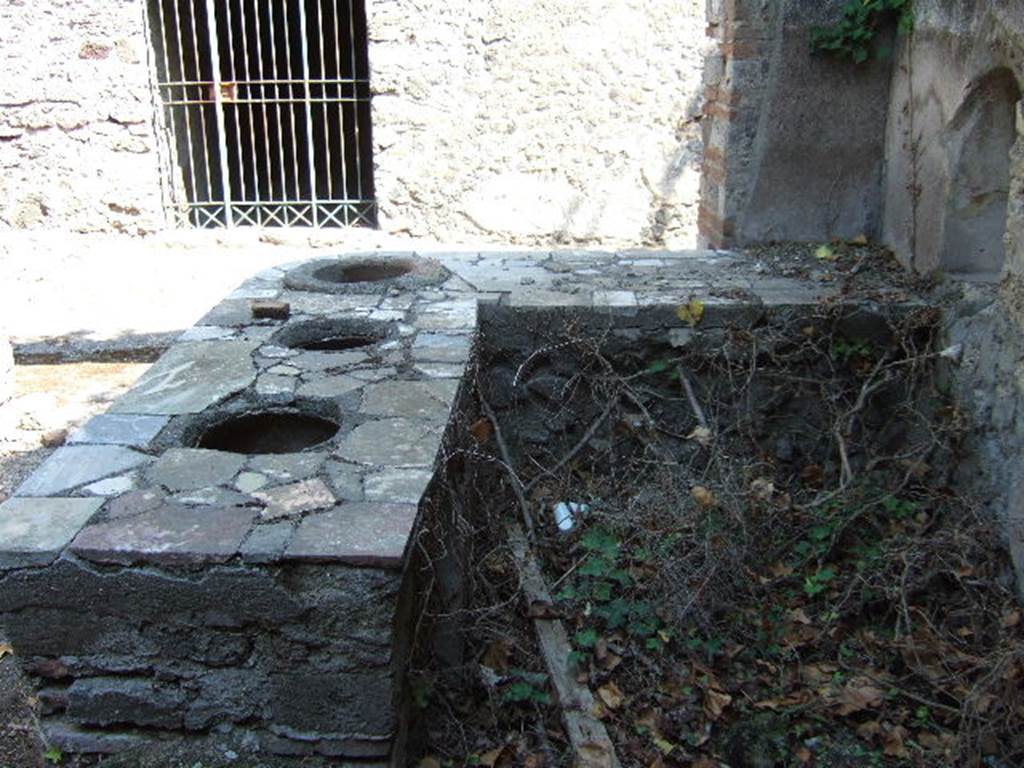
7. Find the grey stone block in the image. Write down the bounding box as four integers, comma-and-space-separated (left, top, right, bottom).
364, 468, 434, 504
337, 419, 444, 467
67, 677, 186, 729
67, 414, 169, 448
253, 478, 336, 520
269, 672, 395, 739
286, 503, 418, 567
248, 452, 326, 483
145, 448, 246, 492
239, 522, 294, 564
109, 340, 258, 415
184, 669, 270, 730
0, 497, 104, 568
359, 380, 453, 420
70, 502, 255, 566
44, 719, 156, 755
15, 446, 151, 496
411, 332, 473, 363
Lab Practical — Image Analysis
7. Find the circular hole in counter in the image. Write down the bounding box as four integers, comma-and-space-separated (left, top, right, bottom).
271, 318, 390, 353
312, 258, 414, 284
196, 411, 340, 454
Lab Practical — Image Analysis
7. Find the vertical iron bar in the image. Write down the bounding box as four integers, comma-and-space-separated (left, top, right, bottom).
233, 0, 259, 212
346, 0, 364, 202
167, 0, 206, 217
181, 0, 216, 214
204, 0, 235, 225
296, 0, 319, 226
221, 0, 248, 206
277, 0, 304, 213
245, 0, 275, 208
256, 0, 288, 208
331, 0, 350, 204
315, 0, 333, 206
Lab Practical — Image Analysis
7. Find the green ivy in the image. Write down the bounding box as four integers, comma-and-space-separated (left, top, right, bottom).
810, 0, 914, 64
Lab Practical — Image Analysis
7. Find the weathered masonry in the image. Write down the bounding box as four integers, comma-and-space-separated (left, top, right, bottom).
0, 249, 921, 762
698, 0, 1024, 281
0, 0, 709, 245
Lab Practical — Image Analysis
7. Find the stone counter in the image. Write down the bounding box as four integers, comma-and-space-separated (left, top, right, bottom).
0, 249, 892, 762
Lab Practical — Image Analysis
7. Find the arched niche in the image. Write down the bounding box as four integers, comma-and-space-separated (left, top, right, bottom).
941, 68, 1022, 275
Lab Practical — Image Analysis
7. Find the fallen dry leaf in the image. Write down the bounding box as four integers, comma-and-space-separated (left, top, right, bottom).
1002, 609, 1021, 628
418, 758, 441, 768
703, 688, 732, 720
524, 754, 546, 768
0, 642, 12, 660
849, 233, 869, 246
597, 681, 624, 710
652, 736, 675, 755
478, 746, 506, 768
469, 416, 494, 444
769, 562, 795, 578
482, 639, 512, 672
691, 485, 718, 508
788, 607, 812, 625
883, 726, 910, 758
528, 600, 561, 619
575, 740, 616, 768
856, 720, 882, 741
686, 425, 713, 447
676, 299, 706, 327
750, 477, 775, 501
834, 679, 885, 716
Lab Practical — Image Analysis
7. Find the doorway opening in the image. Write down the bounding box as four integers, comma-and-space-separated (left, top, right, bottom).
146, 0, 375, 228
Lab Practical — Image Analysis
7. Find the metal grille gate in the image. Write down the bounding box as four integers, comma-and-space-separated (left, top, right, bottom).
146, 0, 375, 228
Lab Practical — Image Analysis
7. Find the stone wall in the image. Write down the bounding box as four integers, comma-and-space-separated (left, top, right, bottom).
698, 0, 892, 247
368, 0, 710, 246
0, 0, 166, 233
883, 1, 1024, 596
881, 1, 1024, 276
1, 0, 711, 246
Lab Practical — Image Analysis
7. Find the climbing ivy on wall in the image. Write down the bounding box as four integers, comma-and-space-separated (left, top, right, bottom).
811, 0, 914, 63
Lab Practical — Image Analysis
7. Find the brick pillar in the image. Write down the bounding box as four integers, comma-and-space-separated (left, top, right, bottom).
698, 0, 777, 248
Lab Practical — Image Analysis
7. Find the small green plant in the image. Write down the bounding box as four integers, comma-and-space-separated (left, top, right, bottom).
880, 493, 919, 520
804, 565, 838, 597
561, 526, 671, 654
42, 747, 63, 765
830, 337, 873, 364
500, 668, 551, 706
811, 0, 914, 64
411, 677, 433, 709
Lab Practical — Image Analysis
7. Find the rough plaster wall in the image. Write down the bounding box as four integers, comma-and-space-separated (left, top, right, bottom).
697, 0, 891, 246
882, 1, 1024, 275
368, 0, 711, 247
890, 3, 1024, 594
0, 0, 165, 234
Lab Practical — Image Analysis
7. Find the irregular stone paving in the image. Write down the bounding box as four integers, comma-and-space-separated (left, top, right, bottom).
0, 249, 873, 760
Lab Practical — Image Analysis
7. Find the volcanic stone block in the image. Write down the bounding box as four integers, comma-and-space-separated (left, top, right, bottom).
0, 497, 104, 568
337, 419, 444, 466
70, 502, 255, 566
254, 478, 335, 520
286, 503, 418, 566
108, 341, 258, 415
145, 448, 246, 491
14, 446, 150, 496
67, 678, 186, 729
67, 414, 169, 448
